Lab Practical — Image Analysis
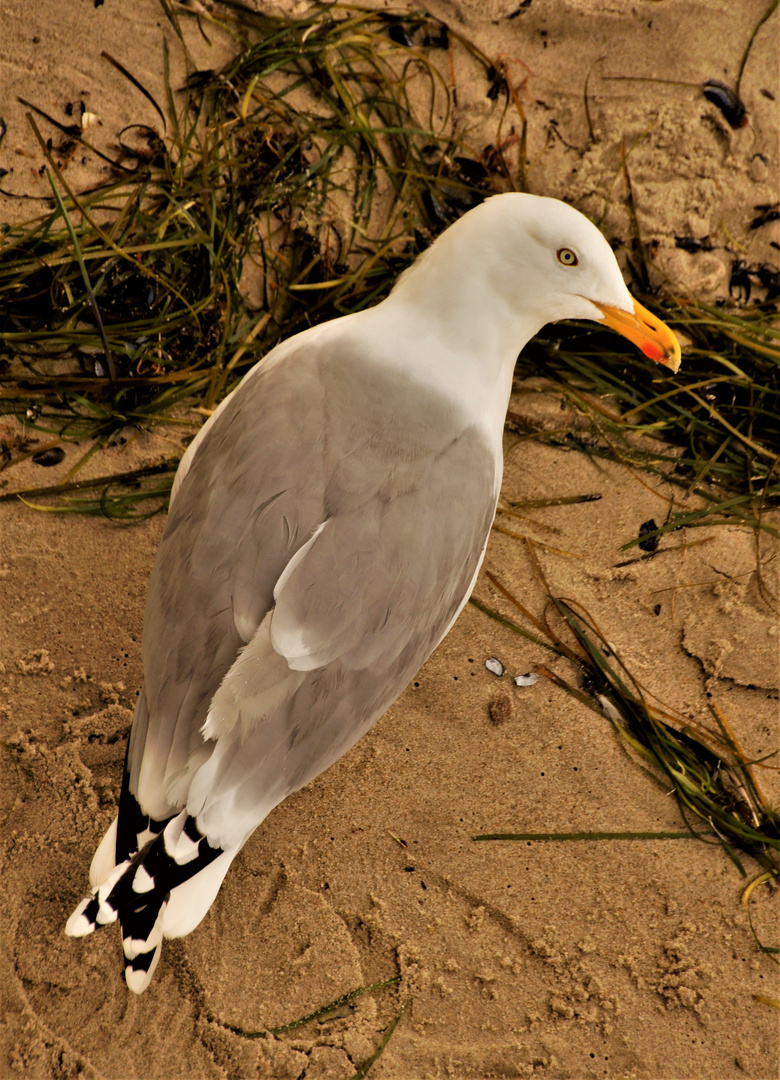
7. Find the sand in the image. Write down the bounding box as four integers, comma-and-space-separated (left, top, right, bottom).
0, 1, 778, 1078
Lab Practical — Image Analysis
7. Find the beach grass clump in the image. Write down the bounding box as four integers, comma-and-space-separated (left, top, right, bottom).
514, 287, 780, 543
0, 1, 514, 514
472, 566, 780, 913
0, 2, 778, 530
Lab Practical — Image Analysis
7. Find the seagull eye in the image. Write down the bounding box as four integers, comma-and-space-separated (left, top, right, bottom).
557, 247, 579, 266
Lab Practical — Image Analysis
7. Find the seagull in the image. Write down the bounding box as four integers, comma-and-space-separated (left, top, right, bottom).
65, 193, 680, 992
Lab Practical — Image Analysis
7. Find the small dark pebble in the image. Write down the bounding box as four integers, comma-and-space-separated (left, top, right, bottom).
487, 73, 503, 101
750, 205, 780, 230
387, 23, 413, 47
730, 259, 752, 302
33, 447, 65, 467
489, 693, 513, 724
508, 0, 533, 17
675, 236, 712, 252
638, 518, 659, 553
453, 155, 490, 185
756, 264, 780, 300
423, 25, 449, 48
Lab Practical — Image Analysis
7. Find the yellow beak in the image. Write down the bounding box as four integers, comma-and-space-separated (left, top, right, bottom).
592, 298, 681, 374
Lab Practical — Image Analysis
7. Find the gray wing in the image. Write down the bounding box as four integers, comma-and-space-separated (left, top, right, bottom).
128, 333, 498, 840
128, 351, 328, 818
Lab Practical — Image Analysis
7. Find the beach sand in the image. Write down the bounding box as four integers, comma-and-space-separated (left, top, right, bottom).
0, 2, 778, 1077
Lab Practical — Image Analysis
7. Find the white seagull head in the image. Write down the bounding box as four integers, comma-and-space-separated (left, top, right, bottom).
394, 192, 680, 373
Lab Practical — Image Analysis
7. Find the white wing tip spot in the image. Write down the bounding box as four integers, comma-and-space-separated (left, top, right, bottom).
133, 865, 155, 894
95, 902, 118, 926
123, 934, 160, 961
164, 829, 200, 866
125, 955, 160, 995
64, 899, 95, 937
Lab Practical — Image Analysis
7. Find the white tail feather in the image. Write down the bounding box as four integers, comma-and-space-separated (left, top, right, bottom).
125, 939, 163, 994
161, 848, 238, 938
64, 896, 96, 938
89, 817, 118, 888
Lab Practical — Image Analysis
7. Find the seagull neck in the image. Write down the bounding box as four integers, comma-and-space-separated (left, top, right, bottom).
378, 262, 540, 432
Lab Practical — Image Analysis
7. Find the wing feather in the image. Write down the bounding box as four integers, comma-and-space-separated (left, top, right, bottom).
126, 327, 498, 850
131, 350, 327, 815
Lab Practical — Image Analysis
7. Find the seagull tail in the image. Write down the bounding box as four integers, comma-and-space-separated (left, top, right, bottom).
65, 810, 228, 993
88, 816, 120, 888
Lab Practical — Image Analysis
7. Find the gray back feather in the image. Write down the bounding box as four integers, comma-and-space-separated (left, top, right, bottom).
129, 332, 497, 828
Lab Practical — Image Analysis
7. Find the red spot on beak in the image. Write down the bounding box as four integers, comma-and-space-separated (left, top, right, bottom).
640, 340, 665, 363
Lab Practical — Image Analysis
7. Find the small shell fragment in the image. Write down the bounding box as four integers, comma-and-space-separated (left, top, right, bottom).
485, 656, 505, 677
701, 79, 747, 129
32, 446, 66, 467
597, 694, 623, 723
513, 672, 538, 687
